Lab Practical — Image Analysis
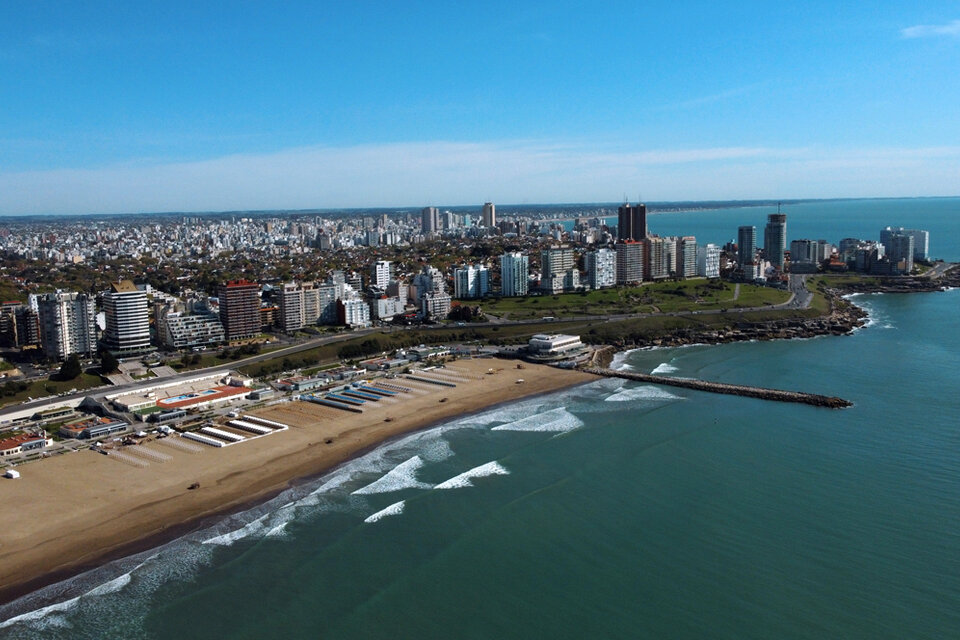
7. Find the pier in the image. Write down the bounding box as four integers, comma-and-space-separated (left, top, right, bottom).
583, 368, 852, 409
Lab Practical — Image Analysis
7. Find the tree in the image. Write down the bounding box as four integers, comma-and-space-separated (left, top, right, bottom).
57, 354, 83, 380
100, 349, 120, 374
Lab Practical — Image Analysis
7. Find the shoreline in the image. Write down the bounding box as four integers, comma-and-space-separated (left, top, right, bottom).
0, 359, 593, 610
594, 269, 959, 352
3, 276, 956, 612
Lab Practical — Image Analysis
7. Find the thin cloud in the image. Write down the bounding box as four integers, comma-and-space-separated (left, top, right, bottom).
0, 141, 958, 215
901, 19, 960, 39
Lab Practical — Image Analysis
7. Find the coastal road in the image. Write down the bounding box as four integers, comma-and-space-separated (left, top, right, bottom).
922, 261, 955, 279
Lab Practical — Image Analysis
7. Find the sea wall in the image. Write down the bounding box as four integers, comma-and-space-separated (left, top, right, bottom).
583, 367, 852, 409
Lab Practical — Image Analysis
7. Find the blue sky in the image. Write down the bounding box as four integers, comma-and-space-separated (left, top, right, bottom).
1, 1, 959, 214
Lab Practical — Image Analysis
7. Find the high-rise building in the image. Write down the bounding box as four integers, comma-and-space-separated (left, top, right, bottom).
790, 239, 820, 264
279, 283, 305, 332
337, 298, 371, 327
317, 283, 340, 325
541, 247, 575, 280
302, 283, 320, 325
615, 241, 644, 284
482, 202, 496, 227
0, 304, 40, 349
764, 214, 787, 268
697, 244, 721, 278
218, 279, 260, 341
372, 260, 392, 289
454, 264, 490, 299
886, 234, 915, 274
421, 207, 440, 234
540, 246, 578, 293
102, 280, 151, 355
645, 237, 673, 280
617, 203, 647, 241
386, 280, 408, 305
678, 236, 698, 278
421, 292, 452, 320
411, 266, 446, 300
36, 291, 97, 361
737, 226, 757, 266
881, 227, 929, 262
160, 312, 225, 349
585, 248, 616, 289
499, 252, 529, 297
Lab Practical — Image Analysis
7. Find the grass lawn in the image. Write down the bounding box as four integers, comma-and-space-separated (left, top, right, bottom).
481, 281, 791, 319
0, 372, 105, 409
236, 320, 596, 379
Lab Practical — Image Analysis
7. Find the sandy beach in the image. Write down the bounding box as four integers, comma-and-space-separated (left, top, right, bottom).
0, 359, 591, 605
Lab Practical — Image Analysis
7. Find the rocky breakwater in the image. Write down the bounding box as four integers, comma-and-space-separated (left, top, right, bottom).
583, 367, 853, 409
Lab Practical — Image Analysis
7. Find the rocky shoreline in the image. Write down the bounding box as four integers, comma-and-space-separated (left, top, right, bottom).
593, 265, 958, 352
599, 296, 867, 351
826, 264, 960, 294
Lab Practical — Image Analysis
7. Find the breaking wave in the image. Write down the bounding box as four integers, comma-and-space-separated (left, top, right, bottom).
352, 455, 432, 495
604, 385, 684, 402
364, 500, 405, 523
651, 362, 679, 374
434, 461, 510, 490
491, 407, 584, 433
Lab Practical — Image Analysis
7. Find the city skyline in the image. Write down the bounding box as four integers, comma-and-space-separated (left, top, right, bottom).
2, 2, 959, 215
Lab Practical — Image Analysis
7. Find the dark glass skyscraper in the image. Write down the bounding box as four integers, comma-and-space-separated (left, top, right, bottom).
737, 225, 757, 266
617, 203, 647, 241
764, 214, 787, 268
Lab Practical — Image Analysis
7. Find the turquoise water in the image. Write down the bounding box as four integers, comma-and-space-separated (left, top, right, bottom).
2, 199, 959, 638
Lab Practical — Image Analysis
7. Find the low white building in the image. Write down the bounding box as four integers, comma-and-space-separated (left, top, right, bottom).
527, 334, 584, 358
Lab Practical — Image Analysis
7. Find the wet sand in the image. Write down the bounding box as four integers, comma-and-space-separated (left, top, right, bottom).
0, 360, 591, 605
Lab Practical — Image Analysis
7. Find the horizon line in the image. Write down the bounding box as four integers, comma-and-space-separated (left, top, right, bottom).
2, 195, 958, 220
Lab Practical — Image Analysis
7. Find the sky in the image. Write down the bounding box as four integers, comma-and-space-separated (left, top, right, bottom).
1, 1, 959, 215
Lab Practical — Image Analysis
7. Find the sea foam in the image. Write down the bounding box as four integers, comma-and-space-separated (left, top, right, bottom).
651, 362, 679, 374
364, 500, 405, 523
604, 385, 683, 402
434, 461, 510, 489
352, 455, 432, 495
491, 407, 583, 433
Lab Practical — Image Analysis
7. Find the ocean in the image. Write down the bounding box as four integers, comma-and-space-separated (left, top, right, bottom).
2, 197, 959, 639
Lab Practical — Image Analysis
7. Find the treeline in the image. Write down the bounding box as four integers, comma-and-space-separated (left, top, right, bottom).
0, 380, 30, 397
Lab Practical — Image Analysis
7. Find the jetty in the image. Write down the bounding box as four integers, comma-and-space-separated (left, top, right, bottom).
583, 367, 852, 409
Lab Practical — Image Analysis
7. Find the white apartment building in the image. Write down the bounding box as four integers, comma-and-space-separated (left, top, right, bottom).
162, 312, 225, 349
36, 291, 97, 360
372, 260, 392, 289
616, 241, 644, 284
102, 280, 151, 355
678, 237, 698, 278
697, 244, 721, 278
499, 252, 529, 297
421, 292, 452, 320
337, 298, 371, 327
586, 248, 616, 289
454, 264, 490, 299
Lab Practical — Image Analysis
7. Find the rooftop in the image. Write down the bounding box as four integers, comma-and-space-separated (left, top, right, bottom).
110, 280, 139, 293
0, 432, 47, 452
